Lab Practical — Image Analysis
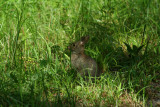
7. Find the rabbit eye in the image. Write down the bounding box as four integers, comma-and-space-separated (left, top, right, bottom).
72, 44, 76, 47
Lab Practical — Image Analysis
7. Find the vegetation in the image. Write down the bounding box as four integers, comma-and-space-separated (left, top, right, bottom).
0, 0, 159, 106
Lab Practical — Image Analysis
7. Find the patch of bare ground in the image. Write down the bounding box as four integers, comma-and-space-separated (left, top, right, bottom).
146, 79, 160, 107
119, 91, 142, 107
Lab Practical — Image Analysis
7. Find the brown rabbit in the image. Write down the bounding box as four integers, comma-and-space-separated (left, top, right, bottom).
68, 36, 100, 77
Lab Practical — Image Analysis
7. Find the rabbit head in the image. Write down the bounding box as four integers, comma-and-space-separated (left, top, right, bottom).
68, 36, 89, 54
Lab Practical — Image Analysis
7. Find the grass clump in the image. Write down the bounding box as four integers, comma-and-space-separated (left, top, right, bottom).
0, 0, 160, 106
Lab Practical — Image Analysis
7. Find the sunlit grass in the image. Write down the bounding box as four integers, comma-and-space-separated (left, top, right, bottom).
0, 0, 159, 106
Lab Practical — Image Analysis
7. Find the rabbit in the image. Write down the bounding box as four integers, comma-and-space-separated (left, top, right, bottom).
68, 36, 100, 78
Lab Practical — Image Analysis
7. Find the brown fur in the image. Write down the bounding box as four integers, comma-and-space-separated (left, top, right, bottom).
68, 36, 100, 77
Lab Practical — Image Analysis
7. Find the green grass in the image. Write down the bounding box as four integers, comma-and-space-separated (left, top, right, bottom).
0, 0, 160, 106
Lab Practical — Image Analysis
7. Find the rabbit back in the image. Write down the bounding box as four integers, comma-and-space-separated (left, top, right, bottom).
71, 53, 100, 77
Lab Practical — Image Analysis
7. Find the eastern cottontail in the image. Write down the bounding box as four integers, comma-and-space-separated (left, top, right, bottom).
68, 36, 100, 77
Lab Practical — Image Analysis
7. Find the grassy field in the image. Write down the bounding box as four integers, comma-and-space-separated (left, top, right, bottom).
0, 0, 160, 106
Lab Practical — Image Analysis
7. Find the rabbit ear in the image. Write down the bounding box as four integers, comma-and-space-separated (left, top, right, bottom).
81, 36, 90, 43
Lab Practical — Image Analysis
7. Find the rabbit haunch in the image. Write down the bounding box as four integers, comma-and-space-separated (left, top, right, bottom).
69, 36, 100, 77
